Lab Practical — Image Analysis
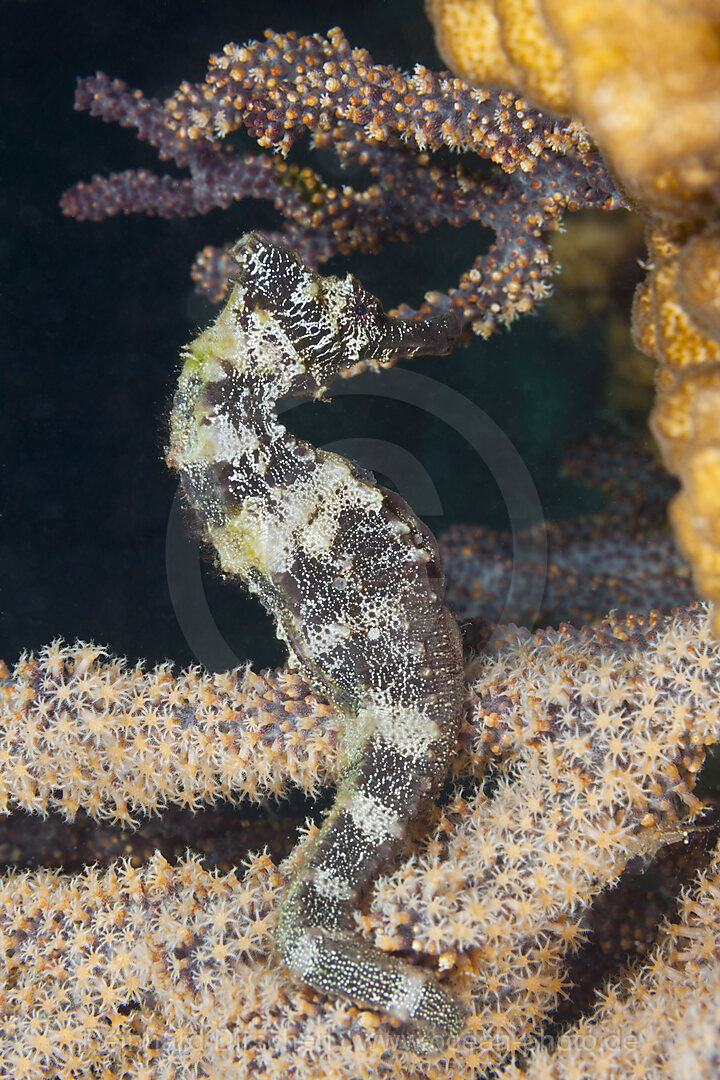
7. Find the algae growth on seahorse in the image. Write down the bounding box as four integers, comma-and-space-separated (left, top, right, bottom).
167, 232, 465, 1048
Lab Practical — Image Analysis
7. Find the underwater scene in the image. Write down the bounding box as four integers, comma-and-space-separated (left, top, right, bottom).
2, 0, 720, 1075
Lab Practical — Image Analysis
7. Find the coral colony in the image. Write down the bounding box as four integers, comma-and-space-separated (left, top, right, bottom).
59, 28, 622, 332
1, 6, 719, 1078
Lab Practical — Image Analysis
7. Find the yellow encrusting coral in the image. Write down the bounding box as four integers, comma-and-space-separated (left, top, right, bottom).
425, 0, 569, 111
426, 0, 720, 637
426, 0, 720, 211
635, 224, 720, 639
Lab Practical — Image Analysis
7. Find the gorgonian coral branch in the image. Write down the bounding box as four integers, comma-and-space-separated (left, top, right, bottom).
504, 839, 720, 1080
441, 435, 695, 626
1, 603, 718, 1076
60, 28, 624, 333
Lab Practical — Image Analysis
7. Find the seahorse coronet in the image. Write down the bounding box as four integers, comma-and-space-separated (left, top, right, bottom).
167, 231, 466, 1049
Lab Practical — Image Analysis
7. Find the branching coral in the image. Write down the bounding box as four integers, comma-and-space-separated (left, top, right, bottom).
425, 0, 720, 636
0, 646, 339, 824
60, 27, 622, 334
31, 9, 720, 1074
1, 599, 719, 1077
59, 11, 720, 636
441, 435, 695, 626
504, 836, 720, 1079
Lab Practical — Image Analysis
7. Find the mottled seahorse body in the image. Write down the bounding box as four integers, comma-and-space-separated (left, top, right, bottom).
167, 233, 465, 1048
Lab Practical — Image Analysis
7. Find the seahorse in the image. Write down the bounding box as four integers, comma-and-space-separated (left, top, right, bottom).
167, 232, 465, 1049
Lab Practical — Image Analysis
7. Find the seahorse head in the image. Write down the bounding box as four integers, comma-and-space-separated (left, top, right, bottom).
227, 232, 461, 396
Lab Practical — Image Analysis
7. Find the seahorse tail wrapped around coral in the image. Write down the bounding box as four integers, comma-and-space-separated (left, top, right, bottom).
167, 233, 465, 1047
275, 722, 466, 1048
